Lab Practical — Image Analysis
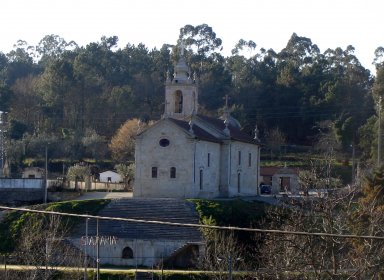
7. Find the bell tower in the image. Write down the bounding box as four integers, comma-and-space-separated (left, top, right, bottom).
164, 44, 198, 119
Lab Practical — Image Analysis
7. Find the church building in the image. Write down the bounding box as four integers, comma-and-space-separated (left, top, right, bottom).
134, 48, 261, 199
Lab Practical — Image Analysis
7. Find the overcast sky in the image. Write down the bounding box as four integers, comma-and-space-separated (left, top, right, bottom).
1, 0, 381, 73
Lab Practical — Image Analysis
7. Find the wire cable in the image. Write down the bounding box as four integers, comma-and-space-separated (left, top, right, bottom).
1, 205, 384, 241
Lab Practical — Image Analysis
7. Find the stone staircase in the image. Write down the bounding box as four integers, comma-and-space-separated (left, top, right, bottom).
71, 198, 202, 241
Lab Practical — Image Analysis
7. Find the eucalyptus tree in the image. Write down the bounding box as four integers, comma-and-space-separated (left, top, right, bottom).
72, 38, 120, 135
0, 85, 11, 112
231, 39, 256, 56
362, 50, 384, 164
373, 46, 384, 69
324, 45, 374, 151
198, 53, 232, 113
272, 33, 325, 143
36, 34, 78, 66
178, 23, 223, 57
36, 58, 76, 132
176, 24, 232, 116
0, 52, 8, 84
177, 23, 223, 80
5, 40, 40, 86
125, 43, 164, 120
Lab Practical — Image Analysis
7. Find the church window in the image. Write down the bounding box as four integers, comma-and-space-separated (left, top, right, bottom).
174, 90, 183, 113
237, 173, 241, 193
122, 246, 134, 259
170, 167, 176, 178
151, 167, 158, 178
248, 153, 252, 167
207, 153, 210, 167
199, 170, 203, 190
159, 138, 170, 147
238, 151, 242, 166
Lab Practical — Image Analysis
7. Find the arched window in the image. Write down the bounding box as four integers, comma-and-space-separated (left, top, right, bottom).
170, 167, 176, 178
174, 90, 183, 113
122, 246, 134, 259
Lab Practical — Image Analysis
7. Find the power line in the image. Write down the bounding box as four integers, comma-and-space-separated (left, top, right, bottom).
1, 205, 384, 241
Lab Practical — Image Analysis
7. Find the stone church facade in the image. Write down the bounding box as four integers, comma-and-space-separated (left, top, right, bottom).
134, 50, 261, 199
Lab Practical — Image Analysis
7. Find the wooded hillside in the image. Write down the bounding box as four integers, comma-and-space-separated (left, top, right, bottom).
1, 24, 383, 171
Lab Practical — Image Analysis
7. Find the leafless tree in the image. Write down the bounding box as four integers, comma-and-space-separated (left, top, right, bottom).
200, 228, 247, 280
259, 188, 356, 279
14, 213, 84, 280
266, 127, 286, 160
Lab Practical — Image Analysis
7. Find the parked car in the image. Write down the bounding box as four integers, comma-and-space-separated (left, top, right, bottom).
260, 184, 271, 194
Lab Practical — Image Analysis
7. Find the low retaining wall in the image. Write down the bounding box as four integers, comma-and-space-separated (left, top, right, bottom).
68, 181, 131, 191
0, 178, 43, 189
0, 179, 44, 205
0, 188, 44, 205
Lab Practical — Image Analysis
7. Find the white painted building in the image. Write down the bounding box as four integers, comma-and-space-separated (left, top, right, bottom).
99, 170, 122, 183
134, 49, 261, 199
22, 167, 44, 179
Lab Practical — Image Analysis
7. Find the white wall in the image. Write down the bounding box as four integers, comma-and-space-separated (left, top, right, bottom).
99, 171, 122, 183
194, 141, 221, 198
134, 120, 195, 198
134, 119, 260, 199
0, 178, 43, 189
70, 237, 188, 267
227, 141, 259, 197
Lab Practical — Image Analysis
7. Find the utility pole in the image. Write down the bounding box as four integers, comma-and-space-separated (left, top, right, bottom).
45, 145, 48, 203
96, 218, 100, 280
0, 111, 6, 177
351, 144, 355, 185
84, 218, 89, 280
228, 254, 233, 280
378, 97, 382, 167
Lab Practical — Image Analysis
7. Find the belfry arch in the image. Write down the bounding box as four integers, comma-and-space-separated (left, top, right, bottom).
174, 90, 183, 113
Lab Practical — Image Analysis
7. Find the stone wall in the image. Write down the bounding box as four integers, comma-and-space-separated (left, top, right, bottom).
70, 237, 192, 267
227, 141, 260, 197
68, 181, 129, 191
0, 179, 44, 205
0, 178, 43, 189
134, 120, 196, 198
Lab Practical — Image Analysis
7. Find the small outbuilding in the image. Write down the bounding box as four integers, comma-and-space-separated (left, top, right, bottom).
260, 166, 300, 195
99, 171, 122, 183
22, 167, 45, 179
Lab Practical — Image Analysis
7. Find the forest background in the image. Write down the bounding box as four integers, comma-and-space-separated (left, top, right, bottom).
1, 24, 384, 175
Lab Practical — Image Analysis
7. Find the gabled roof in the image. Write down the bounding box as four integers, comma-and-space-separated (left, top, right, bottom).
99, 170, 119, 175
137, 114, 261, 145
168, 118, 222, 143
169, 115, 261, 145
195, 115, 259, 144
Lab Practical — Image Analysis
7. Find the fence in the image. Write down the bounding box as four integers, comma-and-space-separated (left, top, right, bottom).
68, 181, 132, 192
